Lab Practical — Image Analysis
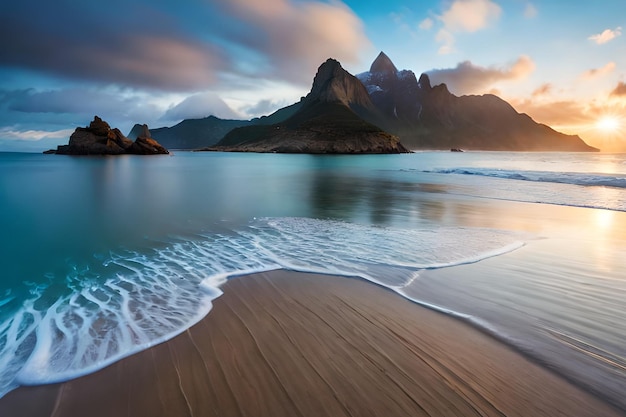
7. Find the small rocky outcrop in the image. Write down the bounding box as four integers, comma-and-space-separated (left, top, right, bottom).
45, 117, 169, 155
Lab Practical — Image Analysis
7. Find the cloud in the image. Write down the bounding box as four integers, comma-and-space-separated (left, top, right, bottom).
436, 30, 455, 54
0, 127, 74, 141
244, 99, 288, 118
427, 55, 535, 94
580, 62, 616, 80
0, 0, 370, 91
212, 0, 371, 85
9, 88, 130, 114
588, 27, 622, 44
434, 0, 501, 54
610, 81, 626, 96
161, 92, 240, 121
509, 93, 626, 152
419, 18, 434, 30
524, 3, 538, 18
531, 83, 552, 97
0, 2, 228, 91
3, 87, 164, 126
439, 0, 501, 33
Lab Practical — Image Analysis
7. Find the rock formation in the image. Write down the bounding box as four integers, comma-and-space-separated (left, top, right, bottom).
356, 52, 597, 151
205, 59, 409, 154
46, 117, 169, 155
118, 52, 597, 152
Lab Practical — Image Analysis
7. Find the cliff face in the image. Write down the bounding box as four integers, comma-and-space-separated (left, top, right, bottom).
304, 58, 377, 114
46, 117, 169, 155
207, 59, 409, 154
356, 52, 597, 151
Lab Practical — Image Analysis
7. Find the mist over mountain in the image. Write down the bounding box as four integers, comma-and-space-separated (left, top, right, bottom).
138, 52, 597, 152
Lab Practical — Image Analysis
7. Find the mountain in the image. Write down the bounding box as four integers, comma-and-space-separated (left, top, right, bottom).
128, 116, 251, 150
131, 52, 596, 152
356, 52, 597, 151
127, 101, 305, 150
206, 59, 408, 154
46, 116, 168, 155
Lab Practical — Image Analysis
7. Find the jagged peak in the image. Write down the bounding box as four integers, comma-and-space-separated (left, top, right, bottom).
309, 58, 344, 96
431, 83, 451, 96
418, 73, 432, 90
370, 51, 398, 74
305, 58, 373, 109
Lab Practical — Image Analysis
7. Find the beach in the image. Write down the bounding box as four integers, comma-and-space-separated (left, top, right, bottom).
1, 270, 620, 417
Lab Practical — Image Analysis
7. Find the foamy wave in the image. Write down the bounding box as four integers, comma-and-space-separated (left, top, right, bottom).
0, 217, 526, 397
424, 167, 626, 189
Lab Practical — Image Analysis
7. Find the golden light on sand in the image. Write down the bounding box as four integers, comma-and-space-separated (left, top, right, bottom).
595, 115, 621, 133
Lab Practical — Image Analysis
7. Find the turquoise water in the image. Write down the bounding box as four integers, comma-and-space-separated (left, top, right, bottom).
1, 151, 625, 410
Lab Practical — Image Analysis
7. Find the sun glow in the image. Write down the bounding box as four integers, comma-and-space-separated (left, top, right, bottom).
596, 116, 621, 132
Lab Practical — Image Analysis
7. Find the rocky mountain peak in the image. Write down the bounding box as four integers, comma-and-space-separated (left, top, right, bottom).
370, 51, 398, 74
418, 73, 432, 90
308, 58, 345, 98
306, 58, 374, 110
87, 116, 112, 136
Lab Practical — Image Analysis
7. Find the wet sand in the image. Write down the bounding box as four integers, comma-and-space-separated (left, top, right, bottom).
0, 270, 621, 417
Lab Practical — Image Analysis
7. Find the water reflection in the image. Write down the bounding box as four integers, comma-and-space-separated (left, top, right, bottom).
308, 170, 451, 227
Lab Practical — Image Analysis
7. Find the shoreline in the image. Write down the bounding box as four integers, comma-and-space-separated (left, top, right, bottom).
0, 270, 622, 416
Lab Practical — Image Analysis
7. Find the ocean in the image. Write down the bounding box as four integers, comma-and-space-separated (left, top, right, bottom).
0, 151, 624, 409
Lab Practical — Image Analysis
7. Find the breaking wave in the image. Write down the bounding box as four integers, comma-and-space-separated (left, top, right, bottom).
0, 217, 525, 398
424, 167, 626, 189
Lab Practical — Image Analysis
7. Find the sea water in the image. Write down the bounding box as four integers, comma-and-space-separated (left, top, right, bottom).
0, 151, 624, 410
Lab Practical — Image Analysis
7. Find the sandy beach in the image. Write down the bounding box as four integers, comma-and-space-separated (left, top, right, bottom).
0, 270, 621, 417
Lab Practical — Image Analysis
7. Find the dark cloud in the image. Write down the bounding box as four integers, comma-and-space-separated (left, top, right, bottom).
0, 87, 165, 136
9, 89, 125, 114
0, 2, 228, 92
0, 0, 369, 92
427, 56, 535, 95
610, 81, 626, 96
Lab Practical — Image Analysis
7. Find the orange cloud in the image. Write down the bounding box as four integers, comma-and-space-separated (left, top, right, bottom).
428, 56, 535, 95
588, 27, 622, 44
511, 97, 626, 152
435, 0, 501, 54
531, 83, 552, 97
610, 81, 626, 96
580, 62, 616, 80
439, 0, 501, 32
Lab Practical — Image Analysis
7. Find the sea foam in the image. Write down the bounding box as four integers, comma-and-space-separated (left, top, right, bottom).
0, 217, 526, 398
424, 167, 626, 190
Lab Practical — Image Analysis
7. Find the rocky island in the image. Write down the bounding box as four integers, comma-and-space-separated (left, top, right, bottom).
45, 117, 169, 155
202, 59, 409, 154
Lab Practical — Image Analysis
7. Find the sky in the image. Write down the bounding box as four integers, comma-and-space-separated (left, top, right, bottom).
1, 0, 625, 152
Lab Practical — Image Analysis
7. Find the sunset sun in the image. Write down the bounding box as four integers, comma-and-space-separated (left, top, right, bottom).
596, 116, 621, 133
